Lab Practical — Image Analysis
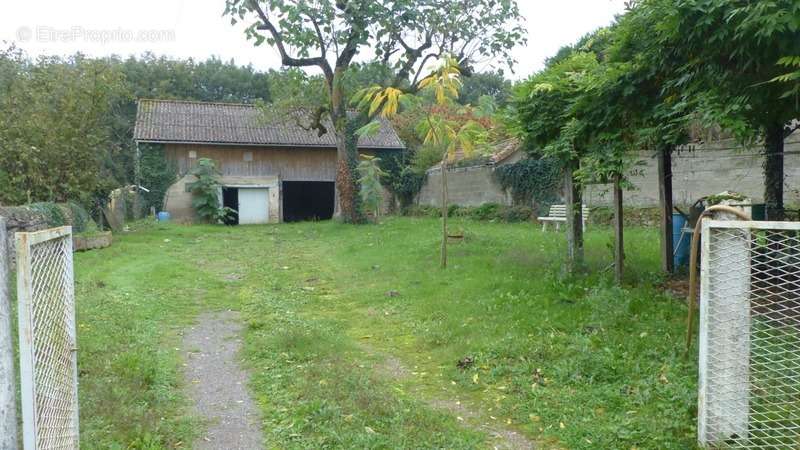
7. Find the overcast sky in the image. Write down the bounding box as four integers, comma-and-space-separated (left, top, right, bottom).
2, 0, 628, 80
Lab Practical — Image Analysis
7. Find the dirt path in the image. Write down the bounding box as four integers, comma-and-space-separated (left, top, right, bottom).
183, 311, 263, 449
367, 349, 536, 450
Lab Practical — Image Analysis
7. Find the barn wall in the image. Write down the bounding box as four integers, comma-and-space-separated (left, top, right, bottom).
161, 144, 402, 222
163, 174, 280, 224
166, 144, 338, 181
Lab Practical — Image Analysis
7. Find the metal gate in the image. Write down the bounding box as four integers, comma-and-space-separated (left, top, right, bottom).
699, 220, 800, 448
16, 227, 78, 449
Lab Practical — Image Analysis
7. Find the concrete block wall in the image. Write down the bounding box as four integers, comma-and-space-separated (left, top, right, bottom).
585, 132, 800, 207
417, 165, 512, 207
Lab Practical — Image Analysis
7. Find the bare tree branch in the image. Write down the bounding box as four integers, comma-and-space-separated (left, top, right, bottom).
392, 32, 433, 88
249, 0, 334, 81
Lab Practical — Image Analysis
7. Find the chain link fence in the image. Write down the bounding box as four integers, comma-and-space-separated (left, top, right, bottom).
16, 227, 78, 450
699, 220, 800, 448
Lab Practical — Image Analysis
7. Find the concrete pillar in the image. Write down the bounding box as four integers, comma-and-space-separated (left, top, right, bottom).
698, 204, 750, 444
0, 217, 19, 450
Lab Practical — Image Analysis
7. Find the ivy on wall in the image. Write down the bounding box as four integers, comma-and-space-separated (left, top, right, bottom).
493, 158, 562, 210
138, 143, 178, 212
377, 152, 427, 209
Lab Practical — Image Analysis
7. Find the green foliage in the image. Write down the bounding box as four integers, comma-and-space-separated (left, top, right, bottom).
403, 203, 534, 223
651, 0, 800, 139
138, 144, 177, 212
186, 159, 234, 223
0, 48, 128, 206
772, 56, 800, 99
377, 153, 427, 208
494, 158, 562, 208
510, 52, 600, 162
29, 202, 67, 227
356, 155, 387, 218
458, 71, 513, 106
27, 201, 94, 232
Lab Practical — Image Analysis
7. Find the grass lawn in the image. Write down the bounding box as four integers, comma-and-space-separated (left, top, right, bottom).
67, 217, 698, 449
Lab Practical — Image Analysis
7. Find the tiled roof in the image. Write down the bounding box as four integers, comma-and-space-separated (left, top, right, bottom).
133, 99, 405, 149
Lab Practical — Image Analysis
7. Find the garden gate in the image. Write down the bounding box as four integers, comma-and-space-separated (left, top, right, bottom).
16, 227, 79, 449
699, 220, 800, 448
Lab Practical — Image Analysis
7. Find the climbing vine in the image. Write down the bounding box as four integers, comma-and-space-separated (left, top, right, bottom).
138, 144, 177, 212
378, 152, 427, 209
493, 158, 562, 210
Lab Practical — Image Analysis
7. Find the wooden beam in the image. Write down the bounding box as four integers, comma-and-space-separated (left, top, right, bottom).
657, 147, 674, 274
613, 175, 624, 284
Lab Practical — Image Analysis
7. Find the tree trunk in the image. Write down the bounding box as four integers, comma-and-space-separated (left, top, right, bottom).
764, 124, 785, 221
613, 174, 624, 284
0, 218, 18, 450
657, 146, 674, 274
564, 158, 584, 274
330, 71, 359, 223
441, 156, 448, 269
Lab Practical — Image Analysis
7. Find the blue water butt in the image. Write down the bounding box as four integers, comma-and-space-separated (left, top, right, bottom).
157, 211, 171, 222
673, 213, 690, 267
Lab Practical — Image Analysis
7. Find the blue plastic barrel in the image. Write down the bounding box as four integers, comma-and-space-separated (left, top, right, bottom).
673, 213, 690, 267
157, 211, 171, 222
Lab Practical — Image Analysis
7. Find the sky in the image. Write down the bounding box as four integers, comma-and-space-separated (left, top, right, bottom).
1, 0, 629, 80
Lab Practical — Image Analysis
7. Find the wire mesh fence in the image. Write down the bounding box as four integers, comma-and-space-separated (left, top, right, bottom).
16, 227, 78, 450
699, 220, 800, 449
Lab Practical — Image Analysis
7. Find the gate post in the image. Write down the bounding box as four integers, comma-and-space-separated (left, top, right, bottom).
0, 217, 19, 450
698, 211, 751, 445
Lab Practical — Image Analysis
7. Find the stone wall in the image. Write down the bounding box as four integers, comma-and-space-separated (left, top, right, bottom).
585, 131, 800, 207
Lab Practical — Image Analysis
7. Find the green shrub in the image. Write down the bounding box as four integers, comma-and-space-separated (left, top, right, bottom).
402, 205, 441, 218
469, 203, 502, 221
500, 206, 534, 222
30, 202, 67, 227
402, 203, 534, 223
27, 201, 95, 232
186, 158, 235, 223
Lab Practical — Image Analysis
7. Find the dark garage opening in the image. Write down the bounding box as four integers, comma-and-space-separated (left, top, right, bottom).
222, 187, 239, 225
282, 181, 335, 222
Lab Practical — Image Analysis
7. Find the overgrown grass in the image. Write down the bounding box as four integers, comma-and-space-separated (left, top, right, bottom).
58, 217, 697, 448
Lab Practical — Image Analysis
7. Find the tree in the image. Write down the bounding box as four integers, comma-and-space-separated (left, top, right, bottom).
458, 71, 513, 106
510, 52, 600, 274
356, 155, 386, 219
225, 0, 524, 223
649, 0, 800, 219
355, 57, 489, 267
0, 49, 128, 206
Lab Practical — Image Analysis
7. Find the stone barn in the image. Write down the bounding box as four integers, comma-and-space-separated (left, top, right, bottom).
133, 99, 405, 224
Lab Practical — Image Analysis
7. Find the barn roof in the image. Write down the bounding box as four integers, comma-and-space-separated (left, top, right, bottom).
133, 99, 405, 149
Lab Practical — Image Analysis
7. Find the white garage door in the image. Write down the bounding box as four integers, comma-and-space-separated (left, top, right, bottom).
237, 188, 269, 224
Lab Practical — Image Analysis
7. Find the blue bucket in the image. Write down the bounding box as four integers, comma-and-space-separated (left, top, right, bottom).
673, 213, 690, 267
157, 211, 171, 222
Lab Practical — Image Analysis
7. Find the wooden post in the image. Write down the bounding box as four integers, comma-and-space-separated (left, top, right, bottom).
613, 175, 624, 284
564, 159, 584, 274
440, 156, 448, 269
657, 146, 674, 274
0, 218, 18, 450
